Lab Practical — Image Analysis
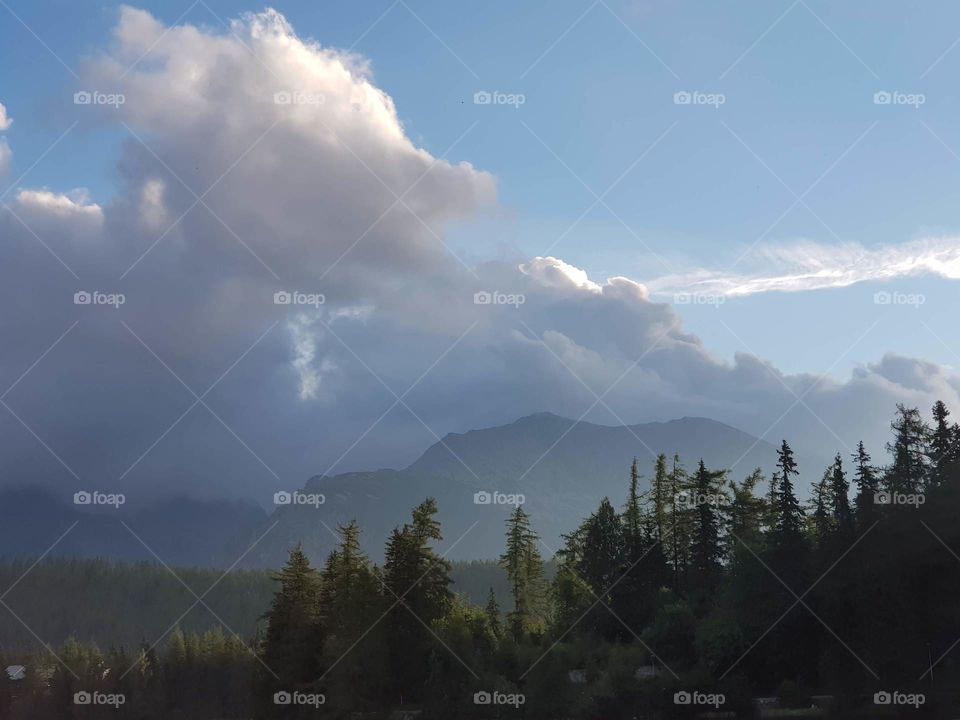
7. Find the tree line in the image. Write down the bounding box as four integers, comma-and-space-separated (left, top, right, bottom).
5, 401, 960, 718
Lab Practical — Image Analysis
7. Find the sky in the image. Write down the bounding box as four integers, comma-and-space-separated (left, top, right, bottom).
1, 0, 960, 503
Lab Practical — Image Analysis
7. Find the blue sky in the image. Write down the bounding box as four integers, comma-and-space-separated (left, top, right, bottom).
4, 0, 960, 380
2, 0, 960, 500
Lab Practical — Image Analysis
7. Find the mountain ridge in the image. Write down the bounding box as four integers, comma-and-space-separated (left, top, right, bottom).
0, 412, 830, 568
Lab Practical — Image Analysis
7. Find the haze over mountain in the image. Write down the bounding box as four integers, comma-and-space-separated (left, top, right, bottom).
0, 412, 829, 568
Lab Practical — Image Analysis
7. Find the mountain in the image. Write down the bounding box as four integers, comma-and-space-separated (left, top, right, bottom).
0, 413, 829, 568
0, 487, 267, 567
225, 413, 826, 567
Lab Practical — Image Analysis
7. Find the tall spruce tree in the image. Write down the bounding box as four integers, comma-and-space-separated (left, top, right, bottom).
382, 498, 453, 701
688, 460, 726, 602
499, 506, 548, 640
929, 400, 954, 488
852, 441, 880, 525
809, 469, 834, 546
885, 404, 929, 495
260, 545, 323, 690
578, 498, 624, 638
829, 453, 854, 536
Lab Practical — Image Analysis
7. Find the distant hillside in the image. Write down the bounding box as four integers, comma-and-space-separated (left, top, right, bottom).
226, 413, 827, 567
0, 413, 829, 568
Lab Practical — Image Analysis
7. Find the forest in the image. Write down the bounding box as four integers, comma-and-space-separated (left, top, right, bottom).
3, 401, 960, 719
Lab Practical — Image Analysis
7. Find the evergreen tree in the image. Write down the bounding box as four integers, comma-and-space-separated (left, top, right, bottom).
382, 498, 453, 702
852, 441, 880, 526
319, 521, 384, 707
499, 506, 548, 640
885, 404, 929, 495
484, 587, 502, 640
829, 453, 853, 536
578, 497, 624, 638
667, 454, 690, 592
260, 545, 322, 688
772, 440, 805, 543
929, 400, 954, 487
622, 458, 645, 558
652, 452, 670, 542
809, 468, 833, 545
258, 545, 323, 719
687, 459, 725, 600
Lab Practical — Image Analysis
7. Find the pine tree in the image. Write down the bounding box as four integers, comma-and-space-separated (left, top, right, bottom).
484, 587, 502, 639
623, 458, 645, 559
688, 459, 725, 599
773, 440, 805, 540
667, 454, 690, 591
652, 453, 670, 542
852, 441, 880, 525
885, 404, 929, 496
499, 506, 548, 640
809, 468, 834, 545
769, 441, 808, 585
260, 545, 323, 689
319, 521, 384, 704
929, 400, 954, 488
829, 453, 853, 535
382, 498, 453, 701
577, 497, 624, 638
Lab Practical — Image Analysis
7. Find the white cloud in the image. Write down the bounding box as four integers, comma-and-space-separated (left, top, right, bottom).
0, 102, 12, 131
0, 6, 954, 504
647, 237, 960, 297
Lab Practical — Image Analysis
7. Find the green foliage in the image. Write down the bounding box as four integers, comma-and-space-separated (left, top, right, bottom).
10, 402, 960, 719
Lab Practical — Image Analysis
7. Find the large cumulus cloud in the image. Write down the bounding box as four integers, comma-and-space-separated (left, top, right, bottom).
0, 7, 956, 507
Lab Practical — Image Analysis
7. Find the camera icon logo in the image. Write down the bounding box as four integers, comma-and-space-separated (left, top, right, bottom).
273, 291, 292, 305
673, 91, 692, 105
473, 691, 492, 705
273, 91, 292, 105
74, 691, 92, 705
474, 91, 492, 105
474, 291, 492, 305
73, 91, 92, 105
874, 691, 891, 705
873, 91, 892, 105
274, 491, 292, 505
74, 491, 92, 505
474, 491, 492, 505
874, 491, 891, 505
674, 691, 692, 705
74, 291, 92, 305
273, 691, 292, 705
